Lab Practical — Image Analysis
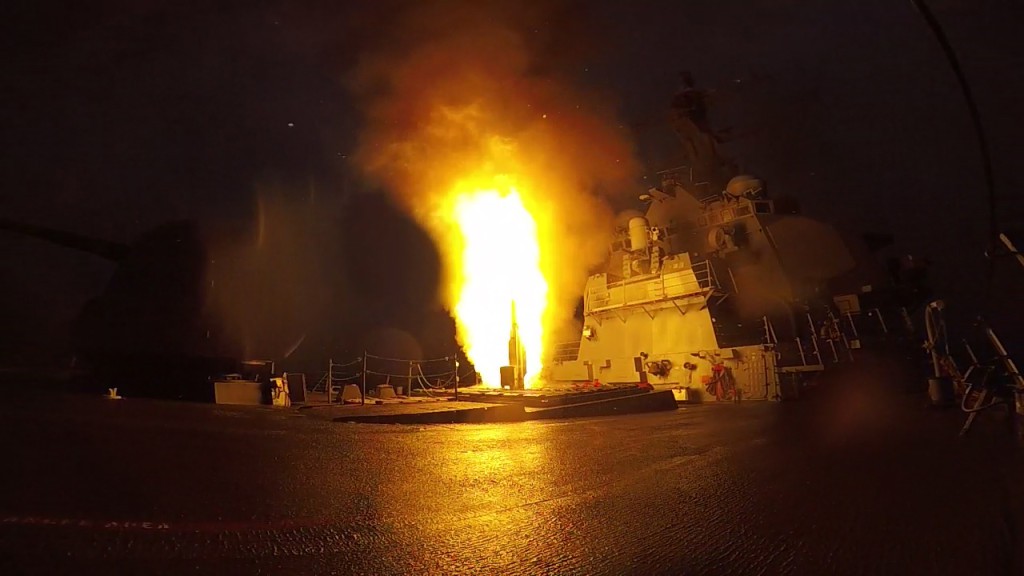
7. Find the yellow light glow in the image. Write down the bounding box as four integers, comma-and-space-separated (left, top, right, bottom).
441, 183, 548, 388
357, 99, 629, 391
351, 10, 641, 392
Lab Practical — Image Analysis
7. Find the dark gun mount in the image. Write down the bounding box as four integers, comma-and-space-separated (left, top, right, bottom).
2, 218, 236, 401
0, 217, 130, 261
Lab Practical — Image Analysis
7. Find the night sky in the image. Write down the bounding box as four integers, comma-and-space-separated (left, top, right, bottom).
3, 0, 1022, 366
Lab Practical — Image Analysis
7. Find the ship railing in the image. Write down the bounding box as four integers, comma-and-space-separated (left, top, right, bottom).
320, 352, 478, 405
656, 165, 715, 201
587, 260, 718, 313
552, 341, 581, 363
691, 259, 719, 291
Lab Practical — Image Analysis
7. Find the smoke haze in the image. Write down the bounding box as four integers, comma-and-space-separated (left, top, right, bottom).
349, 0, 641, 351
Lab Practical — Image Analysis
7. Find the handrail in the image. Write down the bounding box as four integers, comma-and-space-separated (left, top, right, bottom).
587, 260, 718, 313
552, 340, 581, 362
325, 350, 469, 404
329, 342, 648, 392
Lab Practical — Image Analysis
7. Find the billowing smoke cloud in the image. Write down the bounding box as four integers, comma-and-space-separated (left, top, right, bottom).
348, 0, 640, 352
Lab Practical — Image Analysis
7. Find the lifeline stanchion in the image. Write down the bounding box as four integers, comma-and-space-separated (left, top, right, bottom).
407, 360, 414, 398
361, 351, 367, 406
454, 355, 460, 401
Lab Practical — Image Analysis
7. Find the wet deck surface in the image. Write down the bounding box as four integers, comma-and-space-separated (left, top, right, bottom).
2, 358, 1023, 575
301, 400, 499, 417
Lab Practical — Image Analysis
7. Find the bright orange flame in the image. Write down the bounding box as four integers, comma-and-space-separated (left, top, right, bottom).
351, 4, 641, 391
440, 181, 548, 387
355, 101, 633, 392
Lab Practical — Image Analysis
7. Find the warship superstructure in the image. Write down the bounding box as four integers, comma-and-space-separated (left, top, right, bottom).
548, 76, 926, 400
